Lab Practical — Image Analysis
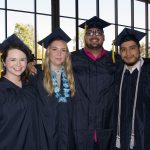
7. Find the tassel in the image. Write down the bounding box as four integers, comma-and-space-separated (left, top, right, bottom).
111, 40, 115, 63
84, 23, 88, 35
42, 43, 44, 71
0, 52, 2, 78
116, 135, 121, 148
130, 134, 135, 149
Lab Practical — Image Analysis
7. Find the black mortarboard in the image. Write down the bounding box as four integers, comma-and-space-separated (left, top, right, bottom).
114, 28, 146, 46
0, 34, 31, 57
79, 16, 111, 30
38, 27, 71, 48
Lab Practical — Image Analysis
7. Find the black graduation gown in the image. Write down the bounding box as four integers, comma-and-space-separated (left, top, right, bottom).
71, 49, 118, 150
115, 58, 150, 150
0, 77, 39, 150
29, 71, 74, 150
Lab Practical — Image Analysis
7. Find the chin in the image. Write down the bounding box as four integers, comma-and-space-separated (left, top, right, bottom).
124, 60, 138, 66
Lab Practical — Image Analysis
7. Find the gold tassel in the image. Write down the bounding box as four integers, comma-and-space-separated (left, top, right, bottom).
84, 23, 88, 35
111, 40, 115, 63
0, 52, 2, 78
42, 43, 44, 70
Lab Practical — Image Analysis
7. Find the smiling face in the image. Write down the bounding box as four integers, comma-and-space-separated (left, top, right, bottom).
120, 40, 140, 66
4, 49, 27, 79
47, 40, 68, 70
84, 27, 105, 51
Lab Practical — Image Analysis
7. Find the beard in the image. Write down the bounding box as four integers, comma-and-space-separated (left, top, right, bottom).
123, 56, 140, 66
85, 43, 103, 50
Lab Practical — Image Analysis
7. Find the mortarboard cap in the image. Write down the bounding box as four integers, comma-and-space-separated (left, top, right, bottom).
38, 27, 71, 49
114, 28, 146, 46
79, 16, 111, 30
0, 34, 31, 58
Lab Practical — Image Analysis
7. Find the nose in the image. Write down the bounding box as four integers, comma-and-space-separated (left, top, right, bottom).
16, 60, 21, 66
125, 49, 131, 56
56, 49, 62, 55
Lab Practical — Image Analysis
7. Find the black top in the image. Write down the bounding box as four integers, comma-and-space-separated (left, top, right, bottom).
0, 77, 39, 150
71, 49, 120, 150
29, 71, 74, 150
115, 58, 150, 150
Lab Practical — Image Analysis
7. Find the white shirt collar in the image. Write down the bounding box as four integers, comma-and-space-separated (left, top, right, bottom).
125, 57, 144, 74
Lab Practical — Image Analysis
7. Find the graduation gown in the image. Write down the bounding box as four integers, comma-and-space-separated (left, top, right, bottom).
115, 58, 150, 150
29, 71, 74, 150
0, 77, 39, 150
71, 49, 118, 150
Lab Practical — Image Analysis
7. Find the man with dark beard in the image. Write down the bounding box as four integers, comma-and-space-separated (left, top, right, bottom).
71, 16, 118, 150
114, 28, 150, 150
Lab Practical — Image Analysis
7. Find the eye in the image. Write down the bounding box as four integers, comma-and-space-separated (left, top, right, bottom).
51, 48, 57, 51
9, 58, 16, 61
86, 31, 93, 36
95, 31, 103, 36
130, 45, 138, 50
120, 48, 126, 52
20, 58, 27, 62
61, 49, 67, 52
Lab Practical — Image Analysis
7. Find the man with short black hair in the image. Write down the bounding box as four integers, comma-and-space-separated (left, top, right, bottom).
114, 28, 150, 150
71, 16, 118, 150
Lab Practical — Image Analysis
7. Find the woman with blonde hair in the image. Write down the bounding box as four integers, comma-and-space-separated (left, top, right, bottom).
29, 27, 75, 150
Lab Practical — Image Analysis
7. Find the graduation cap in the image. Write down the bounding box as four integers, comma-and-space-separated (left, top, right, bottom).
0, 34, 31, 57
114, 28, 146, 46
38, 27, 71, 49
79, 16, 111, 31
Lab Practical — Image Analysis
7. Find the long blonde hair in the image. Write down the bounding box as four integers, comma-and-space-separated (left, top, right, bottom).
43, 39, 75, 97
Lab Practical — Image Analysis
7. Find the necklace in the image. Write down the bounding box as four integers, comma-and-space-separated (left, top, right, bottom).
51, 66, 70, 103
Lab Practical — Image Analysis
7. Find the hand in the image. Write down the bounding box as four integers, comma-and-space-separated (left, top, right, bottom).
27, 61, 37, 76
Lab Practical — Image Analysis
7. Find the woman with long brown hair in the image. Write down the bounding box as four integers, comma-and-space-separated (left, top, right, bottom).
0, 34, 39, 150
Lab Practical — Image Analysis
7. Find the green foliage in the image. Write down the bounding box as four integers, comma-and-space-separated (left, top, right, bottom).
79, 29, 85, 48
14, 23, 43, 61
14, 23, 34, 53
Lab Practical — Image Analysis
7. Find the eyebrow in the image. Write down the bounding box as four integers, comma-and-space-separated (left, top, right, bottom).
7, 57, 27, 59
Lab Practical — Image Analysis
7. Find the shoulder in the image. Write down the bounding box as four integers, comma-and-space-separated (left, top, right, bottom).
71, 49, 84, 57
71, 49, 88, 66
105, 50, 122, 63
142, 58, 150, 72
143, 58, 150, 65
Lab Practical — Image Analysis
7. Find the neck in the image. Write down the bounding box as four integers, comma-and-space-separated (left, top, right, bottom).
4, 74, 22, 87
127, 65, 133, 71
85, 47, 102, 57
51, 64, 62, 72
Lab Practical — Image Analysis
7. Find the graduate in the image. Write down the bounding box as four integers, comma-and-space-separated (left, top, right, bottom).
114, 28, 150, 150
29, 27, 75, 150
0, 34, 39, 150
71, 16, 118, 150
